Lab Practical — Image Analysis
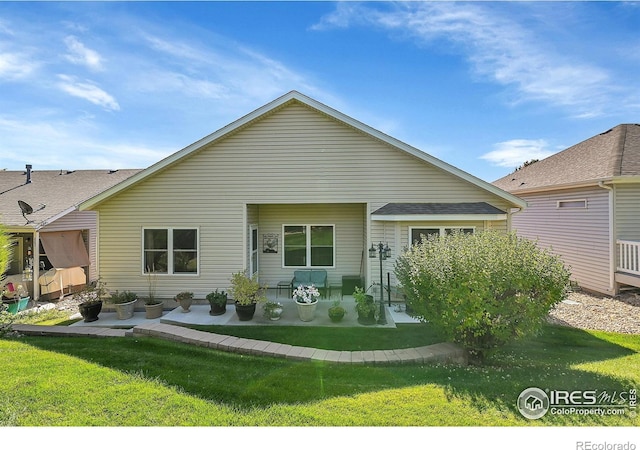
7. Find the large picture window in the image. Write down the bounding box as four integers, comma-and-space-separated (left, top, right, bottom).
144, 228, 198, 274
410, 227, 475, 245
283, 225, 334, 268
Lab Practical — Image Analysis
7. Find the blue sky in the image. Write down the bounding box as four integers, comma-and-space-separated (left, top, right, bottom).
1, 1, 639, 182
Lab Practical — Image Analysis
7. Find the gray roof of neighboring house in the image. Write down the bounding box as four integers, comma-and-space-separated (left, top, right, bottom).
0, 168, 141, 229
493, 123, 640, 193
372, 202, 506, 215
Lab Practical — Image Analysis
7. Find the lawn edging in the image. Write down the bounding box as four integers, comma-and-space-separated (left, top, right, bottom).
12, 322, 468, 366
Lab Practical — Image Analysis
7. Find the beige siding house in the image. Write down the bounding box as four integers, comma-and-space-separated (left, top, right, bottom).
493, 124, 640, 296
0, 168, 140, 300
80, 91, 525, 301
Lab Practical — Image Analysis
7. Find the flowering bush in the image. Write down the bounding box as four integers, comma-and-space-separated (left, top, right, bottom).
293, 285, 320, 303
395, 230, 570, 363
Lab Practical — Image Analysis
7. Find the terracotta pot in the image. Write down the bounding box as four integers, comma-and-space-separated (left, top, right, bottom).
114, 299, 137, 320
145, 302, 163, 319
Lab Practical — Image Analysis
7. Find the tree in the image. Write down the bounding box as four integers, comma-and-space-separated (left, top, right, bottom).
0, 223, 14, 336
395, 230, 570, 363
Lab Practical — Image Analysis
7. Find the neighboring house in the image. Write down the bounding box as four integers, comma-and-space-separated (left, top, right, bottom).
493, 124, 640, 296
80, 91, 526, 300
0, 167, 141, 300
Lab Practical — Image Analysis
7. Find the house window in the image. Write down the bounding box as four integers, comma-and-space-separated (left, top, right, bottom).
143, 228, 198, 274
283, 225, 335, 268
557, 199, 587, 209
410, 227, 475, 245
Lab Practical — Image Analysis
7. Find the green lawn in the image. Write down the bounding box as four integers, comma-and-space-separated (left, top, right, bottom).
1, 324, 638, 426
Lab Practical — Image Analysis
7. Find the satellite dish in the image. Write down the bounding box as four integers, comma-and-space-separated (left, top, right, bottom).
18, 200, 45, 224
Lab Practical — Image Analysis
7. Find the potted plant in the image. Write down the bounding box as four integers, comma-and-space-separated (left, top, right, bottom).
144, 270, 163, 319
206, 289, 228, 316
76, 280, 107, 323
110, 290, 138, 320
328, 300, 346, 323
263, 301, 284, 321
353, 287, 377, 325
229, 271, 266, 321
175, 291, 194, 313
293, 284, 320, 322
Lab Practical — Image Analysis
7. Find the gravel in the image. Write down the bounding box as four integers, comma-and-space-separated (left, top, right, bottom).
548, 289, 640, 334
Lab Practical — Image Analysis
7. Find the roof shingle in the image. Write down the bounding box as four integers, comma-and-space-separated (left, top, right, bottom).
493, 124, 640, 193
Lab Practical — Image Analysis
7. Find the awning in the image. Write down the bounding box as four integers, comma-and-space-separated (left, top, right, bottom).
371, 202, 507, 221
39, 231, 90, 268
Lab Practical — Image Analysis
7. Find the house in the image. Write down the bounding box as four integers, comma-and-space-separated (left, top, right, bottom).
493, 124, 640, 296
0, 167, 141, 300
79, 91, 526, 301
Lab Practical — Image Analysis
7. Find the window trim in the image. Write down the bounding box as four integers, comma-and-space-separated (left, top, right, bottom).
282, 224, 336, 269
409, 226, 476, 246
557, 199, 588, 209
142, 227, 200, 276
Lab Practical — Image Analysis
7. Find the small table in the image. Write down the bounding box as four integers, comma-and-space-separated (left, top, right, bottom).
277, 281, 292, 299
341, 275, 363, 299
328, 283, 342, 300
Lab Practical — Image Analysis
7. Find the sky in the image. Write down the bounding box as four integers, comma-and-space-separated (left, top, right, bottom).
1, 1, 639, 182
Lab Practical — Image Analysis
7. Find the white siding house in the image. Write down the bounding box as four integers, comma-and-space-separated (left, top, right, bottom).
80, 91, 525, 301
494, 124, 640, 296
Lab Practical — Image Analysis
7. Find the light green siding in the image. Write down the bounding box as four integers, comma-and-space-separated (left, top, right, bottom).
94, 102, 514, 299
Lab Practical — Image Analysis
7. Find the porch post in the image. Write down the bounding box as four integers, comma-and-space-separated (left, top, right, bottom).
33, 230, 40, 301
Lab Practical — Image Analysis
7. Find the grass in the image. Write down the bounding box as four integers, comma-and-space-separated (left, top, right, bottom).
1, 323, 638, 427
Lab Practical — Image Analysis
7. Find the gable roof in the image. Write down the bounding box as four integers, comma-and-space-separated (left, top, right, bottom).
80, 91, 526, 210
493, 124, 640, 194
0, 168, 141, 230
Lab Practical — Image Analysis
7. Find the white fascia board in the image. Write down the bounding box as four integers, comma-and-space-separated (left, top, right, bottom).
36, 206, 77, 230
371, 214, 508, 222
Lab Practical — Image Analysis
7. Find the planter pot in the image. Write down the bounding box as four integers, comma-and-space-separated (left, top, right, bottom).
328, 308, 345, 323
79, 301, 102, 323
178, 298, 193, 313
296, 300, 318, 322
235, 302, 256, 321
267, 306, 284, 321
114, 299, 137, 320
209, 302, 227, 316
357, 310, 377, 325
145, 302, 163, 319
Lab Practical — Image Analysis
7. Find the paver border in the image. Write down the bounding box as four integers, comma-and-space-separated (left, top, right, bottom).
12, 323, 468, 365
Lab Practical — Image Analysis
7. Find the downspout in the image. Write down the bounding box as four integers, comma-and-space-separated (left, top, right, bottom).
507, 207, 523, 232
598, 181, 616, 293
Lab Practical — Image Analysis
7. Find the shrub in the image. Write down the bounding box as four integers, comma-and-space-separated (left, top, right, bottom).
394, 230, 570, 363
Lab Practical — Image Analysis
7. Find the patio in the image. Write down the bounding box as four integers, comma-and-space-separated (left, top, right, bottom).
69, 295, 420, 329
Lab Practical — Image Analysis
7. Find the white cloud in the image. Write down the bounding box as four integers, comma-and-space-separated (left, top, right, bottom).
0, 116, 171, 170
56, 74, 120, 111
63, 35, 103, 71
313, 3, 618, 117
0, 51, 38, 80
480, 139, 555, 168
